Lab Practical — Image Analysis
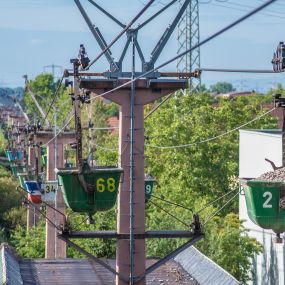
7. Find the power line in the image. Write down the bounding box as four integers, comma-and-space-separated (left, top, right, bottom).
40, 0, 277, 145
147, 107, 276, 149
210, 1, 285, 20
41, 74, 65, 127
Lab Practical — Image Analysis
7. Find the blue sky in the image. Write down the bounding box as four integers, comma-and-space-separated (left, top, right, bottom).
0, 0, 285, 91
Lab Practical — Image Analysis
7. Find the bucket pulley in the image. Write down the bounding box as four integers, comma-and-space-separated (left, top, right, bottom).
56, 46, 123, 215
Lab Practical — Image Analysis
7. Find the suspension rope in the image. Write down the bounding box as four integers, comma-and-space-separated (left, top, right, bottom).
203, 191, 239, 226
149, 200, 190, 227
41, 74, 65, 127
147, 107, 276, 149
38, 0, 277, 144
196, 188, 238, 214
150, 194, 193, 213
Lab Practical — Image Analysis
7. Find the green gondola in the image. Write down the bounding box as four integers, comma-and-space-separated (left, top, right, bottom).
56, 166, 123, 213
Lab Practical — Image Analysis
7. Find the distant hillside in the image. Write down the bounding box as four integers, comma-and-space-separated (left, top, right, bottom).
0, 87, 24, 101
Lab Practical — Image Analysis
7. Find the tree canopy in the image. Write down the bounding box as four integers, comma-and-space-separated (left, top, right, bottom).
1, 76, 280, 283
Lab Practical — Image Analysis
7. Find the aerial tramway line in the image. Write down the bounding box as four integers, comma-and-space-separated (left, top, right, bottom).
0, 0, 281, 284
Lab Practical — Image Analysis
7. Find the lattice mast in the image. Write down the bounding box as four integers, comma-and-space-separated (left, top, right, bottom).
177, 0, 201, 90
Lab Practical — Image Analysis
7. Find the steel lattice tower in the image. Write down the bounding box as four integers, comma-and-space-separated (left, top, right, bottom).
177, 0, 201, 90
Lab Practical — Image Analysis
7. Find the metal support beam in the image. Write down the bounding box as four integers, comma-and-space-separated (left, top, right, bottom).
86, 0, 125, 28
147, 0, 191, 70
135, 0, 179, 31
74, 0, 119, 72
58, 235, 128, 283
136, 234, 203, 282
59, 230, 199, 239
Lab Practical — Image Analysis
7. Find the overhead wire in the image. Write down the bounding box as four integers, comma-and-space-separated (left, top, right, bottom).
86, 0, 156, 70
147, 107, 276, 149
196, 188, 238, 214
199, 68, 278, 73
39, 0, 278, 145
149, 200, 190, 227
40, 74, 65, 128
210, 1, 285, 20
202, 191, 239, 225
150, 193, 193, 213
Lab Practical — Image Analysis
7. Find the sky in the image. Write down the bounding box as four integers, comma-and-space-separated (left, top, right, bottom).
0, 0, 285, 92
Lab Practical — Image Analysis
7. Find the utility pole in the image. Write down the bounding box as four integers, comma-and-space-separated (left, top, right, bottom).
177, 0, 201, 90
43, 64, 63, 80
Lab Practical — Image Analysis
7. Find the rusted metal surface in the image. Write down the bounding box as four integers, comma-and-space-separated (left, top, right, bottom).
60, 230, 199, 239
79, 78, 187, 92
19, 258, 198, 285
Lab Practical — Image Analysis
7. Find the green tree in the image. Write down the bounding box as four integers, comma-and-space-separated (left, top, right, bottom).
210, 81, 235, 94
23, 73, 72, 127
144, 90, 276, 281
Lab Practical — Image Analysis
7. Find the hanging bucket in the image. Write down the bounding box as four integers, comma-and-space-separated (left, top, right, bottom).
55, 166, 123, 213
41, 147, 47, 156
145, 179, 155, 203
16, 150, 23, 161
41, 154, 47, 167
242, 179, 285, 233
27, 191, 42, 204
18, 173, 28, 190
24, 181, 41, 194
10, 164, 18, 176
10, 165, 26, 178
5, 150, 16, 162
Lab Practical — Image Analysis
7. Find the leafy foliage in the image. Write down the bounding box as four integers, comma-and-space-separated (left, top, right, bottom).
2, 76, 280, 283
210, 81, 235, 94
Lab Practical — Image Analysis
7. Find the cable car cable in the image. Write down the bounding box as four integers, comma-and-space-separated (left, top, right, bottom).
41, 74, 65, 128
146, 107, 276, 149
203, 191, 239, 226
40, 0, 277, 145
196, 188, 238, 214
150, 193, 194, 213
149, 200, 190, 227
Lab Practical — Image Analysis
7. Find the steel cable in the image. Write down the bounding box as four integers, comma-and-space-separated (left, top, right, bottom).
149, 200, 190, 227
40, 74, 65, 128
203, 191, 240, 225
146, 107, 276, 149
38, 0, 277, 145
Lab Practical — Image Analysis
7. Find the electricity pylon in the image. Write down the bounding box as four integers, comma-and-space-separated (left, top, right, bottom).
177, 0, 201, 90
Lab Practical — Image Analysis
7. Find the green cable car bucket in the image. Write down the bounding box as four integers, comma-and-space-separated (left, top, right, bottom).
18, 173, 28, 189
55, 166, 123, 213
10, 165, 26, 178
243, 179, 285, 233
145, 178, 155, 203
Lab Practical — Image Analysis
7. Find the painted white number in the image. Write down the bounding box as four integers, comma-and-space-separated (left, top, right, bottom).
145, 185, 152, 194
263, 191, 273, 208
